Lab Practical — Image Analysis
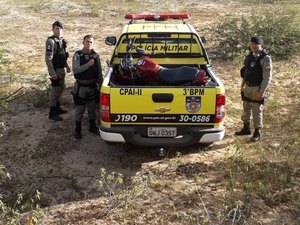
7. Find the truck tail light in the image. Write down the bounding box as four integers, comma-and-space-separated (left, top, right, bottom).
100, 93, 110, 122
215, 94, 225, 123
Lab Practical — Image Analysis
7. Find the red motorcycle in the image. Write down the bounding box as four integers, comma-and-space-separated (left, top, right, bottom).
116, 38, 208, 86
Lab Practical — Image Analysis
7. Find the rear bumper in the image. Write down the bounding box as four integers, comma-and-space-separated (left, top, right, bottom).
100, 125, 225, 146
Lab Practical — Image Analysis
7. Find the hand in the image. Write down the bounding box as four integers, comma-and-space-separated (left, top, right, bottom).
66, 66, 71, 73
50, 74, 57, 80
255, 92, 263, 101
88, 59, 95, 66
240, 84, 245, 92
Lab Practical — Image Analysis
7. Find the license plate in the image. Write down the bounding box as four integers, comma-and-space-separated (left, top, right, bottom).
147, 127, 177, 137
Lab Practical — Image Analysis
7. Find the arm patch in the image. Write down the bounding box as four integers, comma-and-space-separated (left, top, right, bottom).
74, 53, 80, 61
46, 44, 53, 52
264, 55, 272, 71
46, 38, 55, 52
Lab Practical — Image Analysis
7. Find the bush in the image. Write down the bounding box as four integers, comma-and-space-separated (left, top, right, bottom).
0, 49, 12, 110
240, 0, 300, 4
0, 49, 11, 75
212, 9, 300, 61
238, 0, 285, 3
0, 165, 43, 225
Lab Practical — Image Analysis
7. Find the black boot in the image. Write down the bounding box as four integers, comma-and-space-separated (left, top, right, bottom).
89, 119, 100, 135
49, 107, 63, 121
235, 123, 251, 135
251, 129, 261, 142
56, 101, 67, 114
74, 121, 82, 139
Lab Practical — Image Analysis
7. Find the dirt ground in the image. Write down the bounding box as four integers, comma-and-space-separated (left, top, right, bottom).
0, 0, 300, 224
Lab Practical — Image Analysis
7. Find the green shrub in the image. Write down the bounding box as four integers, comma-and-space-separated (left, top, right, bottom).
212, 9, 300, 61
0, 49, 12, 110
0, 49, 10, 75
0, 165, 43, 225
243, 0, 300, 3
238, 0, 285, 3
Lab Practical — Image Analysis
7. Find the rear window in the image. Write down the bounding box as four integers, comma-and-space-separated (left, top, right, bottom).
113, 33, 207, 61
117, 33, 203, 55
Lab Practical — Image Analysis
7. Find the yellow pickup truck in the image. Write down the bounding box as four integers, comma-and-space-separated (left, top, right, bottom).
100, 14, 225, 146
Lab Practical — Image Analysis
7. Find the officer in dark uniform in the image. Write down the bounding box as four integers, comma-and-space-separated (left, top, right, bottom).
45, 21, 71, 121
235, 36, 272, 141
72, 35, 103, 139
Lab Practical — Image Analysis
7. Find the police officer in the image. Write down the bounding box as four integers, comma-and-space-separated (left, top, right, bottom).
45, 21, 71, 121
72, 35, 103, 139
235, 36, 272, 142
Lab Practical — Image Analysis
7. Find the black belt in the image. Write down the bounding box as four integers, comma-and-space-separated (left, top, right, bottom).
245, 81, 260, 87
241, 92, 265, 104
54, 66, 65, 70
76, 81, 97, 88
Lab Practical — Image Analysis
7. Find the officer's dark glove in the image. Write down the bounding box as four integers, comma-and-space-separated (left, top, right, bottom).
241, 91, 245, 101
51, 78, 61, 87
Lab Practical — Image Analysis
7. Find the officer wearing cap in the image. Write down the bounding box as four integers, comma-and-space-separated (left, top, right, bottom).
235, 36, 272, 141
45, 21, 71, 121
72, 35, 103, 139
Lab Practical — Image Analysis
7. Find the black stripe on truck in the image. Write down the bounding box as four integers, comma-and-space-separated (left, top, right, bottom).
111, 114, 215, 123
152, 93, 174, 102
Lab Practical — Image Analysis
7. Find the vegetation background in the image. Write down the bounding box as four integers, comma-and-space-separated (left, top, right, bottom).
0, 0, 299, 224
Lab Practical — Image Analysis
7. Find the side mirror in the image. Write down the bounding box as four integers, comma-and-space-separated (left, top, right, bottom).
105, 36, 117, 46
200, 36, 207, 45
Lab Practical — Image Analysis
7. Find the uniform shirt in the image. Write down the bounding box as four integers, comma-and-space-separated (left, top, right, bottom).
45, 36, 68, 75
72, 49, 103, 83
242, 50, 272, 95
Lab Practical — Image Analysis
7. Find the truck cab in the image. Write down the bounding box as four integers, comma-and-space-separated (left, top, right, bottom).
100, 14, 225, 146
